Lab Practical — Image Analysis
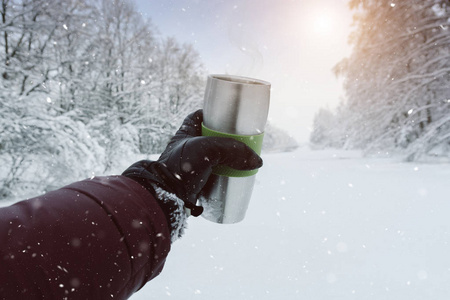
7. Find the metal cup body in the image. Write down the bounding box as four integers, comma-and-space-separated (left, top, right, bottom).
200, 74, 270, 223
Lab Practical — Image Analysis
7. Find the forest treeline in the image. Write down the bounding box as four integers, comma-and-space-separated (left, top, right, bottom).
0, 0, 297, 199
0, 0, 206, 198
310, 0, 450, 161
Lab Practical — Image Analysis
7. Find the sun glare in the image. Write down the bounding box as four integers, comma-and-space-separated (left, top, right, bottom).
314, 13, 333, 34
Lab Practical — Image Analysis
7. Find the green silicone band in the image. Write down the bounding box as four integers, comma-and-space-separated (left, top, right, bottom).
202, 123, 264, 177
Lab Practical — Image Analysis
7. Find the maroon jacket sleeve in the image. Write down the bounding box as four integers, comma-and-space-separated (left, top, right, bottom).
0, 176, 171, 299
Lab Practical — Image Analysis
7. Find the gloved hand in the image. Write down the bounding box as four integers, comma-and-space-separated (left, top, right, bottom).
122, 109, 263, 217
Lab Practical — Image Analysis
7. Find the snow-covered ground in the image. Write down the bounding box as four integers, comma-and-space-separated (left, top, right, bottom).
131, 148, 450, 300
2, 148, 449, 299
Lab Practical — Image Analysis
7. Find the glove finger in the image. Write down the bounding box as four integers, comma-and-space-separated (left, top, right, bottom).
174, 109, 203, 139
201, 137, 263, 171
159, 110, 203, 161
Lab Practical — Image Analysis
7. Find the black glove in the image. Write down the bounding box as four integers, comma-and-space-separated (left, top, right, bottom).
122, 109, 263, 217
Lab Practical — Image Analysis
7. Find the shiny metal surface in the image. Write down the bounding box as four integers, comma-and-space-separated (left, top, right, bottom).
200, 74, 270, 224
203, 75, 270, 135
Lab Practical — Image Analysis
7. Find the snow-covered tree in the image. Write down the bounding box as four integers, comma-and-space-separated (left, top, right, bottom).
310, 108, 337, 148
311, 0, 450, 160
0, 0, 103, 197
0, 0, 205, 198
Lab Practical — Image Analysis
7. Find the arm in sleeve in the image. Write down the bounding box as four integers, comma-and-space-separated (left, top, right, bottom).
0, 176, 171, 300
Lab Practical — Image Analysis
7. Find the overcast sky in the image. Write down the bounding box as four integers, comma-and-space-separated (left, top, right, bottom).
134, 0, 353, 142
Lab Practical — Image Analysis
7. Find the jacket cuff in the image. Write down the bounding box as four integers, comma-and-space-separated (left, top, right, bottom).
151, 185, 188, 243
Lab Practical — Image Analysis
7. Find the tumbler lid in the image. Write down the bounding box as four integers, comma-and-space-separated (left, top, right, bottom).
209, 74, 271, 86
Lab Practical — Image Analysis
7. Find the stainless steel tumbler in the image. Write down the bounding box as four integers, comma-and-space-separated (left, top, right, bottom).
200, 74, 271, 224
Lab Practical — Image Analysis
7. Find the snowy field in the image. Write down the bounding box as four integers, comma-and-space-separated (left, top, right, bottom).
2, 148, 449, 299
131, 148, 450, 300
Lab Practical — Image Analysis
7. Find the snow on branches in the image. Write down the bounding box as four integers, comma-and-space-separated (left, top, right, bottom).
0, 0, 204, 198
310, 0, 450, 160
